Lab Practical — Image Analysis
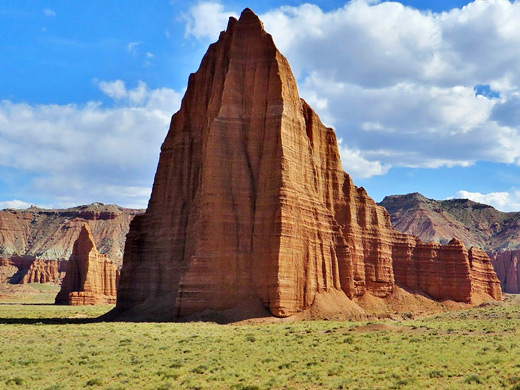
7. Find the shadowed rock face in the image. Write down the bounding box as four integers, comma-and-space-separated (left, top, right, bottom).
113, 9, 501, 321
55, 225, 119, 305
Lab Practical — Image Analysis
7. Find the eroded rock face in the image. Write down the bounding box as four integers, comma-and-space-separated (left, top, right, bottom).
20, 259, 67, 284
55, 225, 119, 305
491, 251, 520, 293
0, 257, 66, 284
113, 9, 501, 320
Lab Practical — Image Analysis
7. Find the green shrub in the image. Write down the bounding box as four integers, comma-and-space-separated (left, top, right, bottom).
191, 365, 208, 374
429, 370, 444, 378
464, 374, 482, 384
86, 378, 103, 386
6, 377, 24, 386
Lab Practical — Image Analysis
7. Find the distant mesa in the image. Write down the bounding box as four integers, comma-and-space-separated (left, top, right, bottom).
55, 224, 119, 305
379, 192, 520, 293
0, 203, 142, 272
104, 9, 501, 321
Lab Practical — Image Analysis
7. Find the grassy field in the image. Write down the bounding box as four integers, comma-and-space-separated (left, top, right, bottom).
0, 296, 519, 390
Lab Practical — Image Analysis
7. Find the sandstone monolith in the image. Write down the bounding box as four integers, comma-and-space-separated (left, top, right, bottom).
111, 9, 501, 321
55, 225, 119, 305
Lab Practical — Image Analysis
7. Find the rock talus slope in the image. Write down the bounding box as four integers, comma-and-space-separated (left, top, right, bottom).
113, 9, 501, 321
55, 225, 119, 305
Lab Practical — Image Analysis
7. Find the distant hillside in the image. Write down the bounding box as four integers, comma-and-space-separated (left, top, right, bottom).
0, 202, 143, 266
379, 193, 520, 293
379, 193, 520, 252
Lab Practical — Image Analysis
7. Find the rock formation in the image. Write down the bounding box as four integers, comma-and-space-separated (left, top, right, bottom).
380, 193, 520, 293
0, 256, 66, 284
0, 203, 142, 269
111, 9, 501, 321
0, 257, 31, 283
20, 259, 67, 284
55, 225, 119, 305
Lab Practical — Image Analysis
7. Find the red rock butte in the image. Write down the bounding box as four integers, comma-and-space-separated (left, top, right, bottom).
110, 9, 501, 321
56, 225, 119, 305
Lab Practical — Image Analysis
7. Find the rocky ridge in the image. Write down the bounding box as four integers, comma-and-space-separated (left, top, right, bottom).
109, 9, 501, 321
379, 192, 520, 251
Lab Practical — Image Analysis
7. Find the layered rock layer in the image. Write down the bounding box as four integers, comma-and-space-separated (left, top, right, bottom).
55, 225, 119, 305
114, 9, 501, 320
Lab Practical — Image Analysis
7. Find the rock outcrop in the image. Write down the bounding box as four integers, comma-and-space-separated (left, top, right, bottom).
112, 9, 501, 321
379, 193, 520, 293
0, 203, 142, 268
55, 225, 119, 305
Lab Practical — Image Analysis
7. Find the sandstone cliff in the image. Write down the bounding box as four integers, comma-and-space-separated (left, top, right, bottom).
380, 193, 520, 293
55, 225, 119, 305
111, 9, 501, 321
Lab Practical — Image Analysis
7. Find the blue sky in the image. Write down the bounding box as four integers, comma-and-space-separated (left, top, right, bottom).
1, 0, 520, 211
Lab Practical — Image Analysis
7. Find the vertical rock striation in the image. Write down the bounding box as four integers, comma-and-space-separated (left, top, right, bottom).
56, 225, 119, 305
113, 9, 501, 320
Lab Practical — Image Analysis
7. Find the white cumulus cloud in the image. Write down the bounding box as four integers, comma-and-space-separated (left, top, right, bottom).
0, 200, 33, 210
0, 81, 183, 208
181, 0, 520, 172
98, 79, 127, 100
257, 0, 520, 170
183, 2, 238, 40
455, 190, 520, 212
338, 139, 389, 179
43, 8, 56, 17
